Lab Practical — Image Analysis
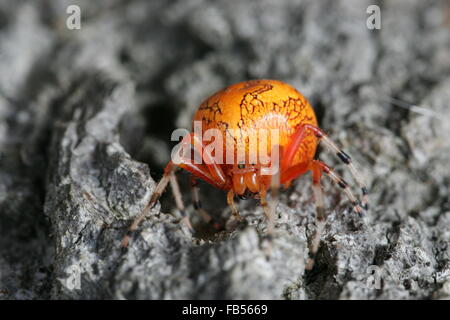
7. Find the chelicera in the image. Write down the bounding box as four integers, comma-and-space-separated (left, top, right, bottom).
123, 79, 368, 269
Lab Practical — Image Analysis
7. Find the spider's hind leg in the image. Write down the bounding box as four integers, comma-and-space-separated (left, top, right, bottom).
283, 124, 369, 211
308, 125, 369, 210
306, 159, 365, 269
306, 160, 327, 270
312, 160, 363, 215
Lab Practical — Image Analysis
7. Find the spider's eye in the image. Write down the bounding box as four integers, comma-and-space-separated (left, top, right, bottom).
238, 164, 245, 169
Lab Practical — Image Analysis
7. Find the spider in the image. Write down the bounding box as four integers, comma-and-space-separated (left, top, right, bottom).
122, 79, 368, 269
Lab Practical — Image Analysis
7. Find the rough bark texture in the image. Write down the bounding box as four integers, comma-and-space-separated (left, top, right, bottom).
0, 0, 449, 299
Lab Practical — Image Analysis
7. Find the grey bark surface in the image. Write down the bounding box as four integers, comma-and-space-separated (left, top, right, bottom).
0, 0, 449, 299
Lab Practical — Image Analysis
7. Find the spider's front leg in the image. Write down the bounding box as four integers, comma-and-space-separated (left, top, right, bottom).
121, 133, 227, 247
190, 176, 224, 231
121, 161, 174, 247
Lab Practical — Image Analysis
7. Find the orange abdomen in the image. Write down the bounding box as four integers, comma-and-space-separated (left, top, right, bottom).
193, 79, 318, 167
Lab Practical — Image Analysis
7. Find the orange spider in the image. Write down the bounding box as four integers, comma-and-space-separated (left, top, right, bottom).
123, 79, 368, 268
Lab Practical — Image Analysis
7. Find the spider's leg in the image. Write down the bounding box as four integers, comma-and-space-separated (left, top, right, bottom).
190, 176, 223, 231
227, 190, 244, 222
306, 160, 327, 270
259, 188, 274, 236
121, 162, 174, 247
283, 124, 368, 210
279, 163, 309, 186
312, 160, 363, 214
258, 187, 274, 258
261, 164, 281, 255
269, 167, 280, 232
169, 169, 193, 231
122, 133, 227, 248
307, 125, 368, 209
190, 133, 227, 187
280, 129, 330, 269
259, 161, 281, 235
